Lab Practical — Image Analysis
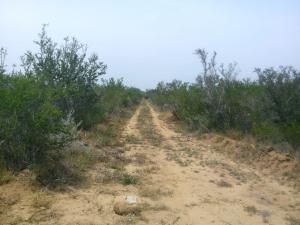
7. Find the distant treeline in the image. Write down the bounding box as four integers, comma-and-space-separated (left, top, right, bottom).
148, 49, 300, 152
0, 26, 143, 174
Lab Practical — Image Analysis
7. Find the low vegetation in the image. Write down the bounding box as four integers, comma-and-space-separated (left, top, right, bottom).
148, 49, 300, 154
0, 26, 143, 188
120, 174, 139, 185
137, 103, 163, 146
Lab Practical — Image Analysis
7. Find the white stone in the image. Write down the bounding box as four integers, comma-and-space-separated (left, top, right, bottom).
126, 195, 137, 204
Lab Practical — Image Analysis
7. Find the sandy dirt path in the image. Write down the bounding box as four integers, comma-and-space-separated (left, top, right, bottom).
1, 100, 299, 225
118, 100, 300, 225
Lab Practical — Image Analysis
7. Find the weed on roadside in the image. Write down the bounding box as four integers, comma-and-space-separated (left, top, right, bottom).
244, 205, 258, 215
0, 169, 13, 185
120, 174, 138, 185
32, 190, 52, 209
139, 186, 173, 200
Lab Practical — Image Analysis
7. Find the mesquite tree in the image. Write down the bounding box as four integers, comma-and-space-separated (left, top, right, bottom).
21, 25, 107, 128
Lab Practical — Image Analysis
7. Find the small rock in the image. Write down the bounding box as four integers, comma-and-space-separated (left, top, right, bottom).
126, 195, 137, 204
216, 179, 233, 188
113, 201, 141, 216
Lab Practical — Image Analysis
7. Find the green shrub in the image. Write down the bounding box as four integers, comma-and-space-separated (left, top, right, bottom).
96, 78, 143, 116
34, 149, 95, 188
21, 25, 107, 129
148, 49, 300, 152
120, 174, 138, 185
0, 75, 71, 170
281, 123, 300, 147
0, 26, 143, 187
0, 168, 13, 185
252, 122, 284, 142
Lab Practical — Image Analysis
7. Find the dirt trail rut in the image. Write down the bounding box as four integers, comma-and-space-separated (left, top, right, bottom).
1, 100, 299, 225
120, 101, 300, 225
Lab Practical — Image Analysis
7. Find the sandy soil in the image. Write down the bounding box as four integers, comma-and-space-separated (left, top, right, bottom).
0, 100, 299, 225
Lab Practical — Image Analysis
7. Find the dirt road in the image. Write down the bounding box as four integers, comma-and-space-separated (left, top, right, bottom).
118, 101, 299, 225
1, 101, 299, 225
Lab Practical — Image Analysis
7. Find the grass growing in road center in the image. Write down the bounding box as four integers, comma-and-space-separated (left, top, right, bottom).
137, 103, 163, 146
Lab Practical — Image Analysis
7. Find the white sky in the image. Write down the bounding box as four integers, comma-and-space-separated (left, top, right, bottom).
1, 0, 300, 90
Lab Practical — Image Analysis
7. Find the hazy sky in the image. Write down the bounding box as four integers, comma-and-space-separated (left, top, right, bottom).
1, 0, 300, 89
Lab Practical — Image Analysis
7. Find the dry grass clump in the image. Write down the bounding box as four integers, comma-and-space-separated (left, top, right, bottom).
216, 180, 232, 187
166, 151, 191, 167
243, 205, 272, 223
178, 147, 202, 159
0, 169, 13, 185
96, 167, 124, 183
93, 145, 138, 185
200, 159, 256, 183
132, 153, 148, 165
35, 146, 99, 190
94, 145, 137, 185
141, 202, 169, 212
96, 168, 138, 185
139, 186, 173, 200
244, 205, 258, 215
135, 166, 160, 176
125, 134, 141, 144
32, 189, 52, 209
85, 109, 134, 148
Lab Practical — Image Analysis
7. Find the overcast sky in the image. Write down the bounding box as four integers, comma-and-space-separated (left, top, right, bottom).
1, 0, 300, 90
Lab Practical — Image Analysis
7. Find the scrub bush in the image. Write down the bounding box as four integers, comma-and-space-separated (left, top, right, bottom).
149, 49, 300, 151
